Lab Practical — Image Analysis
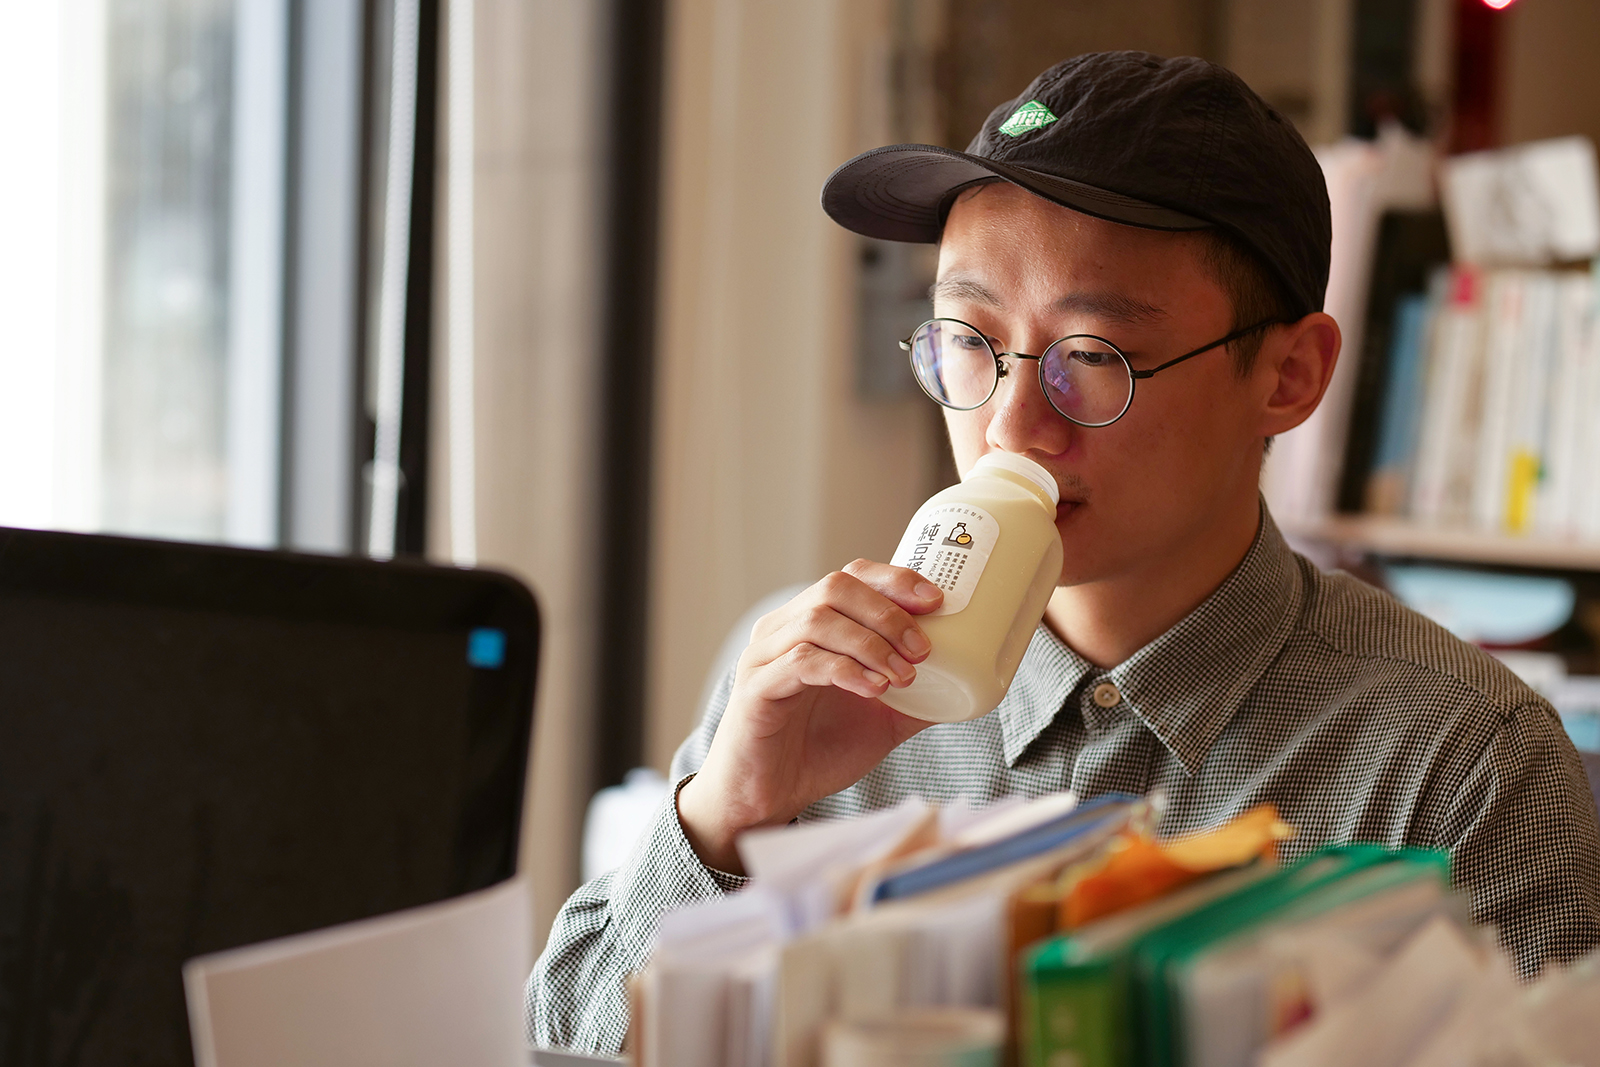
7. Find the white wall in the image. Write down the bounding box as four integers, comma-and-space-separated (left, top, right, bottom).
429, 0, 607, 948
646, 0, 941, 772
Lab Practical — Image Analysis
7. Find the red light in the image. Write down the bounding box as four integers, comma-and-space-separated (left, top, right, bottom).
1481, 0, 1517, 9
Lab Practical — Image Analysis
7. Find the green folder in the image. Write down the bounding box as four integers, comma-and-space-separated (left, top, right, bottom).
1163, 854, 1454, 1067
1018, 865, 1277, 1067
1019, 845, 1445, 1067
1133, 847, 1449, 1067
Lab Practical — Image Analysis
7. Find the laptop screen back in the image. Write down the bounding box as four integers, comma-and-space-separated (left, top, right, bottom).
0, 527, 538, 1066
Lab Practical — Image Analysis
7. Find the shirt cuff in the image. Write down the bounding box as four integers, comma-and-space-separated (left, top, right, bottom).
672, 772, 752, 893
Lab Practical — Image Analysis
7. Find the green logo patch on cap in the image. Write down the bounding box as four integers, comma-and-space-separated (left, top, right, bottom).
997, 99, 1059, 137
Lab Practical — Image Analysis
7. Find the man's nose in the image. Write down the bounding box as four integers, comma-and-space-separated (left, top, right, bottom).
985, 353, 1074, 456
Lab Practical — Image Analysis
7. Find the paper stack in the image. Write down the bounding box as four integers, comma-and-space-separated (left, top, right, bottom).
635, 789, 1600, 1066
631, 792, 1298, 1067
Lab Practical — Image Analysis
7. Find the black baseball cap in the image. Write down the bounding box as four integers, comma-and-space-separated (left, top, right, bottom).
821, 51, 1331, 317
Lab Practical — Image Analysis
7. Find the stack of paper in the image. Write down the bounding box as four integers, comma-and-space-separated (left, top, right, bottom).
820, 1008, 1004, 1066
632, 793, 1303, 1067
636, 889, 789, 1067
638, 789, 1600, 1066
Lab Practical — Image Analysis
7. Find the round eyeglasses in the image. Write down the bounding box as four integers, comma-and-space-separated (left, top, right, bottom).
900, 316, 1289, 427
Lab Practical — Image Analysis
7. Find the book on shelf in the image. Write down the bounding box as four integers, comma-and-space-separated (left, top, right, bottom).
1265, 134, 1600, 546
1260, 127, 1436, 528
1440, 136, 1600, 268
1337, 210, 1452, 515
1362, 263, 1598, 538
1364, 288, 1434, 515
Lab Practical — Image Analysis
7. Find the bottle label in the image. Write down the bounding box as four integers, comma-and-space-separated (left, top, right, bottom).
890, 503, 998, 615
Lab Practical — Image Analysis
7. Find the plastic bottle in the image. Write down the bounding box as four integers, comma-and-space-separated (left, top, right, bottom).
881, 452, 1063, 724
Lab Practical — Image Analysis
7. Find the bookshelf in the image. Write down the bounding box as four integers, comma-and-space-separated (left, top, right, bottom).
1283, 516, 1600, 572
1264, 135, 1600, 584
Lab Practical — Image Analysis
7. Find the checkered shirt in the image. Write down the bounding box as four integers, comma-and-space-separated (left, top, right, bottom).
525, 508, 1600, 1054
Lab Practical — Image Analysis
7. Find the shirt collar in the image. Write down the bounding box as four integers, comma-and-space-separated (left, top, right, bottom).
997, 626, 1093, 765
997, 503, 1304, 772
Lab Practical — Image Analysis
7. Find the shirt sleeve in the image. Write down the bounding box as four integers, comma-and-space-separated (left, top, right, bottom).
523, 668, 746, 1054
1436, 697, 1600, 979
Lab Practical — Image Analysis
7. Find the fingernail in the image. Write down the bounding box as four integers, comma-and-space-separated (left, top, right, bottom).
915, 581, 942, 601
863, 668, 888, 686
903, 628, 931, 657
886, 651, 914, 682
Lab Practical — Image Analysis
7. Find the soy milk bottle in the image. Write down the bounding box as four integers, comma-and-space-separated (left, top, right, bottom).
882, 452, 1063, 723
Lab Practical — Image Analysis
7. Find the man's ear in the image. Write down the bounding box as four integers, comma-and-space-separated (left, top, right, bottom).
1257, 311, 1340, 437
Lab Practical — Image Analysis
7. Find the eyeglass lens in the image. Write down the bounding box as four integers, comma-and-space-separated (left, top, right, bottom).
907, 319, 1133, 426
908, 320, 993, 409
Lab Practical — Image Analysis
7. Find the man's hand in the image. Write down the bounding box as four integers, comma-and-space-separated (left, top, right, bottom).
675, 560, 943, 873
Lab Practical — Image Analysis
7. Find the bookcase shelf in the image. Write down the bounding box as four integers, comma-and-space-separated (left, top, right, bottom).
1283, 515, 1600, 572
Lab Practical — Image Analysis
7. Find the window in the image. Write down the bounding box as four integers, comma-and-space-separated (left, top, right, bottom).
0, 0, 291, 545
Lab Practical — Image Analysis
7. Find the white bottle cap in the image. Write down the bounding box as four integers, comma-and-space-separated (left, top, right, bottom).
968, 452, 1060, 506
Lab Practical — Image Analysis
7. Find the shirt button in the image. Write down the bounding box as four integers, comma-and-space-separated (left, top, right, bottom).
1092, 682, 1122, 708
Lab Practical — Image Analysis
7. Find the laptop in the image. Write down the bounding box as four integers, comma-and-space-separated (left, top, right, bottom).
0, 526, 539, 1066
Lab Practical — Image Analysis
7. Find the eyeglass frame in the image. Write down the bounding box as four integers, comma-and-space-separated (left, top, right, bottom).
899, 315, 1293, 427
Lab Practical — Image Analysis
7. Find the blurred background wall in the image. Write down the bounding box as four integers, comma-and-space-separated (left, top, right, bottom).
1500, 0, 1600, 148
435, 0, 606, 955
644, 0, 943, 775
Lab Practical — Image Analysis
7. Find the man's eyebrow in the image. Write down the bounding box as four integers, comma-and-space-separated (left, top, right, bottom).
928, 276, 1001, 306
928, 277, 1169, 327
1051, 291, 1169, 325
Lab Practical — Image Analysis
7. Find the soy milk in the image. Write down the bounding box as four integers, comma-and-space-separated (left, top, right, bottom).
882, 452, 1063, 723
